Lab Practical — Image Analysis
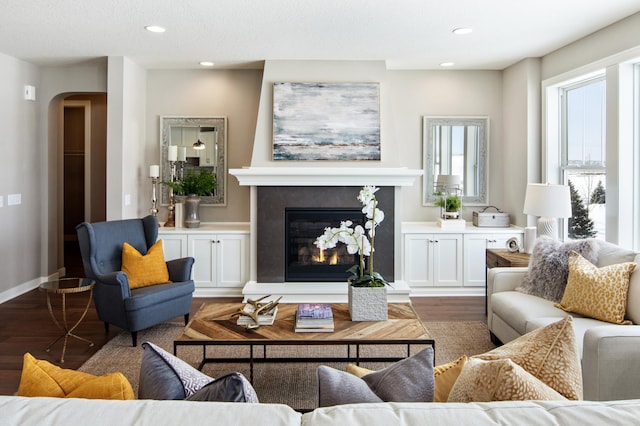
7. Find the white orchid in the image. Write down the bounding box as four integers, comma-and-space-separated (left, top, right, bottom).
314, 185, 387, 287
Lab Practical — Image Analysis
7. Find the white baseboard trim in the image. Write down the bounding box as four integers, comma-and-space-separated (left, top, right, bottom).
409, 287, 485, 297
0, 273, 60, 304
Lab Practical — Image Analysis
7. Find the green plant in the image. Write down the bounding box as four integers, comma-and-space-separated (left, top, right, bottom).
163, 169, 217, 196
434, 194, 461, 212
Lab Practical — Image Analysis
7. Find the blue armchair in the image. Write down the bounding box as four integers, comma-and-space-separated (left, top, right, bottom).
76, 215, 195, 346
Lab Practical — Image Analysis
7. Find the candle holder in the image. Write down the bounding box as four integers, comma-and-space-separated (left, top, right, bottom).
165, 160, 177, 227
150, 177, 159, 216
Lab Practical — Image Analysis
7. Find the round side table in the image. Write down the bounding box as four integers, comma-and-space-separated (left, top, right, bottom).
38, 277, 95, 362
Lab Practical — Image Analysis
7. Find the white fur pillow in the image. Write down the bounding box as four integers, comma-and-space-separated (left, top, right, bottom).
516, 236, 599, 302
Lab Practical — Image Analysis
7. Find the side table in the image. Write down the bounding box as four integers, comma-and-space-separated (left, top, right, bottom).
38, 277, 95, 362
485, 249, 531, 313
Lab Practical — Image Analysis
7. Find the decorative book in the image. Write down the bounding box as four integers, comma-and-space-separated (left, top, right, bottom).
295, 303, 334, 332
236, 304, 278, 326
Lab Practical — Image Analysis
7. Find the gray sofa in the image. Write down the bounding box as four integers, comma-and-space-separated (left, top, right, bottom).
2, 396, 640, 425
488, 240, 640, 401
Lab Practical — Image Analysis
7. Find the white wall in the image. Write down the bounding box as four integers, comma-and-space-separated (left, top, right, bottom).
251, 60, 503, 222
0, 52, 42, 301
145, 69, 262, 223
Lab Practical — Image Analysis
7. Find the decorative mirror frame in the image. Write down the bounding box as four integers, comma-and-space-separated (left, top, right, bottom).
423, 116, 489, 206
160, 116, 227, 206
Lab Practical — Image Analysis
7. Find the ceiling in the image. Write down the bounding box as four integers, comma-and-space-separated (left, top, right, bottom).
2, 0, 640, 70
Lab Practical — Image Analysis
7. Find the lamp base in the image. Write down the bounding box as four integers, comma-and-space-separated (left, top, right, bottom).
536, 217, 558, 240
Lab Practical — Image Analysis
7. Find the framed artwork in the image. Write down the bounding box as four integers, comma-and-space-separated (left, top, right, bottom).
273, 82, 380, 161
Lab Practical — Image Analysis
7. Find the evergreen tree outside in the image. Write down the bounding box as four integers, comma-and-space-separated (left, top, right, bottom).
568, 180, 597, 239
590, 180, 606, 204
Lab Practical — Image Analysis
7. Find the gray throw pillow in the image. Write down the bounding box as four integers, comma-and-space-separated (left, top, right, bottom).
516, 236, 599, 302
317, 346, 434, 407
139, 341, 214, 400
186, 372, 259, 403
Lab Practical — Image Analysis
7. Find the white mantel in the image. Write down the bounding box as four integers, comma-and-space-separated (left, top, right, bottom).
229, 167, 423, 187
229, 166, 422, 303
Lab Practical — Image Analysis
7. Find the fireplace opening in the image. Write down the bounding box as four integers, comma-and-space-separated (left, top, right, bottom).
285, 208, 366, 282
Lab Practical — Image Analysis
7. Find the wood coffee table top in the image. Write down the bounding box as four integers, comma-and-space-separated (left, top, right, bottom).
176, 302, 433, 345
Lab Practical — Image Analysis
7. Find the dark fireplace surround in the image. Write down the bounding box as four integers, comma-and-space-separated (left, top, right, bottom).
257, 186, 395, 283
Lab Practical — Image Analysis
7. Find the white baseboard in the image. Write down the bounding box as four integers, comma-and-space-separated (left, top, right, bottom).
0, 273, 60, 304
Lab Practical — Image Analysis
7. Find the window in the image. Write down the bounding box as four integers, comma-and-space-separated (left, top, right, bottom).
560, 77, 606, 240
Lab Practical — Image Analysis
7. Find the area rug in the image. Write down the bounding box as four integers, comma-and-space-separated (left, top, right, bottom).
79, 321, 495, 410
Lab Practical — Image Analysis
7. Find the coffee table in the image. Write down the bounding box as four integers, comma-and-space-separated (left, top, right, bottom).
174, 302, 434, 381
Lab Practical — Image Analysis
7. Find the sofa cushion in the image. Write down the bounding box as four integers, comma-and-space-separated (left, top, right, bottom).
491, 291, 567, 335
448, 357, 566, 402
18, 353, 134, 400
476, 316, 582, 400
516, 236, 599, 302
346, 355, 466, 403
555, 252, 637, 325
122, 240, 170, 289
596, 240, 638, 267
139, 341, 213, 399
185, 372, 259, 403
317, 346, 434, 406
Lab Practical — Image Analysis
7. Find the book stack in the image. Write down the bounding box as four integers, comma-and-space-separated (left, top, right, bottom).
295, 303, 334, 332
236, 304, 278, 326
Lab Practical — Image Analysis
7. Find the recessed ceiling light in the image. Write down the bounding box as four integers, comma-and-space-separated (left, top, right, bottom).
145, 25, 166, 33
440, 62, 455, 67
452, 27, 473, 35
199, 61, 215, 67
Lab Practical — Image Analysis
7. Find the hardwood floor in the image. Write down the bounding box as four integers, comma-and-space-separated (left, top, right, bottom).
0, 288, 485, 396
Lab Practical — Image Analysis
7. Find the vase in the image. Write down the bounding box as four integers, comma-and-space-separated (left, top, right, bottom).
184, 194, 201, 228
348, 285, 388, 321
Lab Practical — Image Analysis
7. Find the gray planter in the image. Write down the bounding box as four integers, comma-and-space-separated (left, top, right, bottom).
184, 194, 201, 228
348, 285, 388, 321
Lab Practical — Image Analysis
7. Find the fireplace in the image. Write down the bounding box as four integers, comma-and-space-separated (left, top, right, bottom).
285, 208, 365, 282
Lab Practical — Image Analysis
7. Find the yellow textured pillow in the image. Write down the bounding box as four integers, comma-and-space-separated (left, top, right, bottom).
447, 357, 566, 402
555, 251, 637, 325
433, 355, 467, 402
347, 355, 466, 402
474, 316, 582, 400
17, 353, 134, 400
122, 240, 170, 289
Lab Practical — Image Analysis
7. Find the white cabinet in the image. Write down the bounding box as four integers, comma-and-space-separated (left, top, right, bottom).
189, 233, 248, 289
403, 233, 463, 288
159, 224, 250, 296
463, 233, 523, 287
402, 223, 523, 296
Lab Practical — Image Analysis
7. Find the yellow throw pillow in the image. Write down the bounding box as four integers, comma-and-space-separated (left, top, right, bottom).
433, 355, 467, 402
555, 251, 637, 325
447, 357, 566, 402
122, 240, 170, 289
17, 353, 134, 400
346, 355, 466, 403
474, 316, 582, 400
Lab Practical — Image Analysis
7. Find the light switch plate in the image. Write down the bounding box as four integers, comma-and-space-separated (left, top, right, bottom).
0, 196, 3, 207
8, 194, 21, 205
24, 85, 36, 101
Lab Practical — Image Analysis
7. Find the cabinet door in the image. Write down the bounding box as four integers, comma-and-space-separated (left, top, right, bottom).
160, 234, 187, 261
216, 234, 248, 288
432, 234, 463, 286
464, 234, 490, 287
188, 234, 217, 288
404, 234, 433, 287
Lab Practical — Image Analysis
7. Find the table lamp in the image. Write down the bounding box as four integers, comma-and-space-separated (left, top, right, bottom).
523, 183, 571, 240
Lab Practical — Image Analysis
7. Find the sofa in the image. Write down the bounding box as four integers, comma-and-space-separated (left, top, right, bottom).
488, 239, 640, 401
2, 396, 640, 425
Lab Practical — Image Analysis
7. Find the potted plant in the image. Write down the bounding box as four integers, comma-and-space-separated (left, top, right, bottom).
315, 185, 389, 321
164, 169, 216, 228
434, 193, 462, 219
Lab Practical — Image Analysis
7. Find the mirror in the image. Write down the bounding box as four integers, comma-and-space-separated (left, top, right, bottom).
160, 116, 227, 205
423, 116, 488, 206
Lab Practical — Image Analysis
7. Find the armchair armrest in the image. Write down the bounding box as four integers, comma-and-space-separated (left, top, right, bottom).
166, 257, 195, 282
95, 271, 132, 299
583, 325, 640, 401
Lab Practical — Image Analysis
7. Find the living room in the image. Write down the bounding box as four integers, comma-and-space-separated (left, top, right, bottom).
1, 1, 640, 422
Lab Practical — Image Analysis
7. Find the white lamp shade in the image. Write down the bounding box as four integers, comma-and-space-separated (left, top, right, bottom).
523, 183, 572, 218
436, 174, 462, 187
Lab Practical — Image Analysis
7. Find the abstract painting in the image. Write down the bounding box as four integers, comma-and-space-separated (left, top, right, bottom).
273, 82, 380, 161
